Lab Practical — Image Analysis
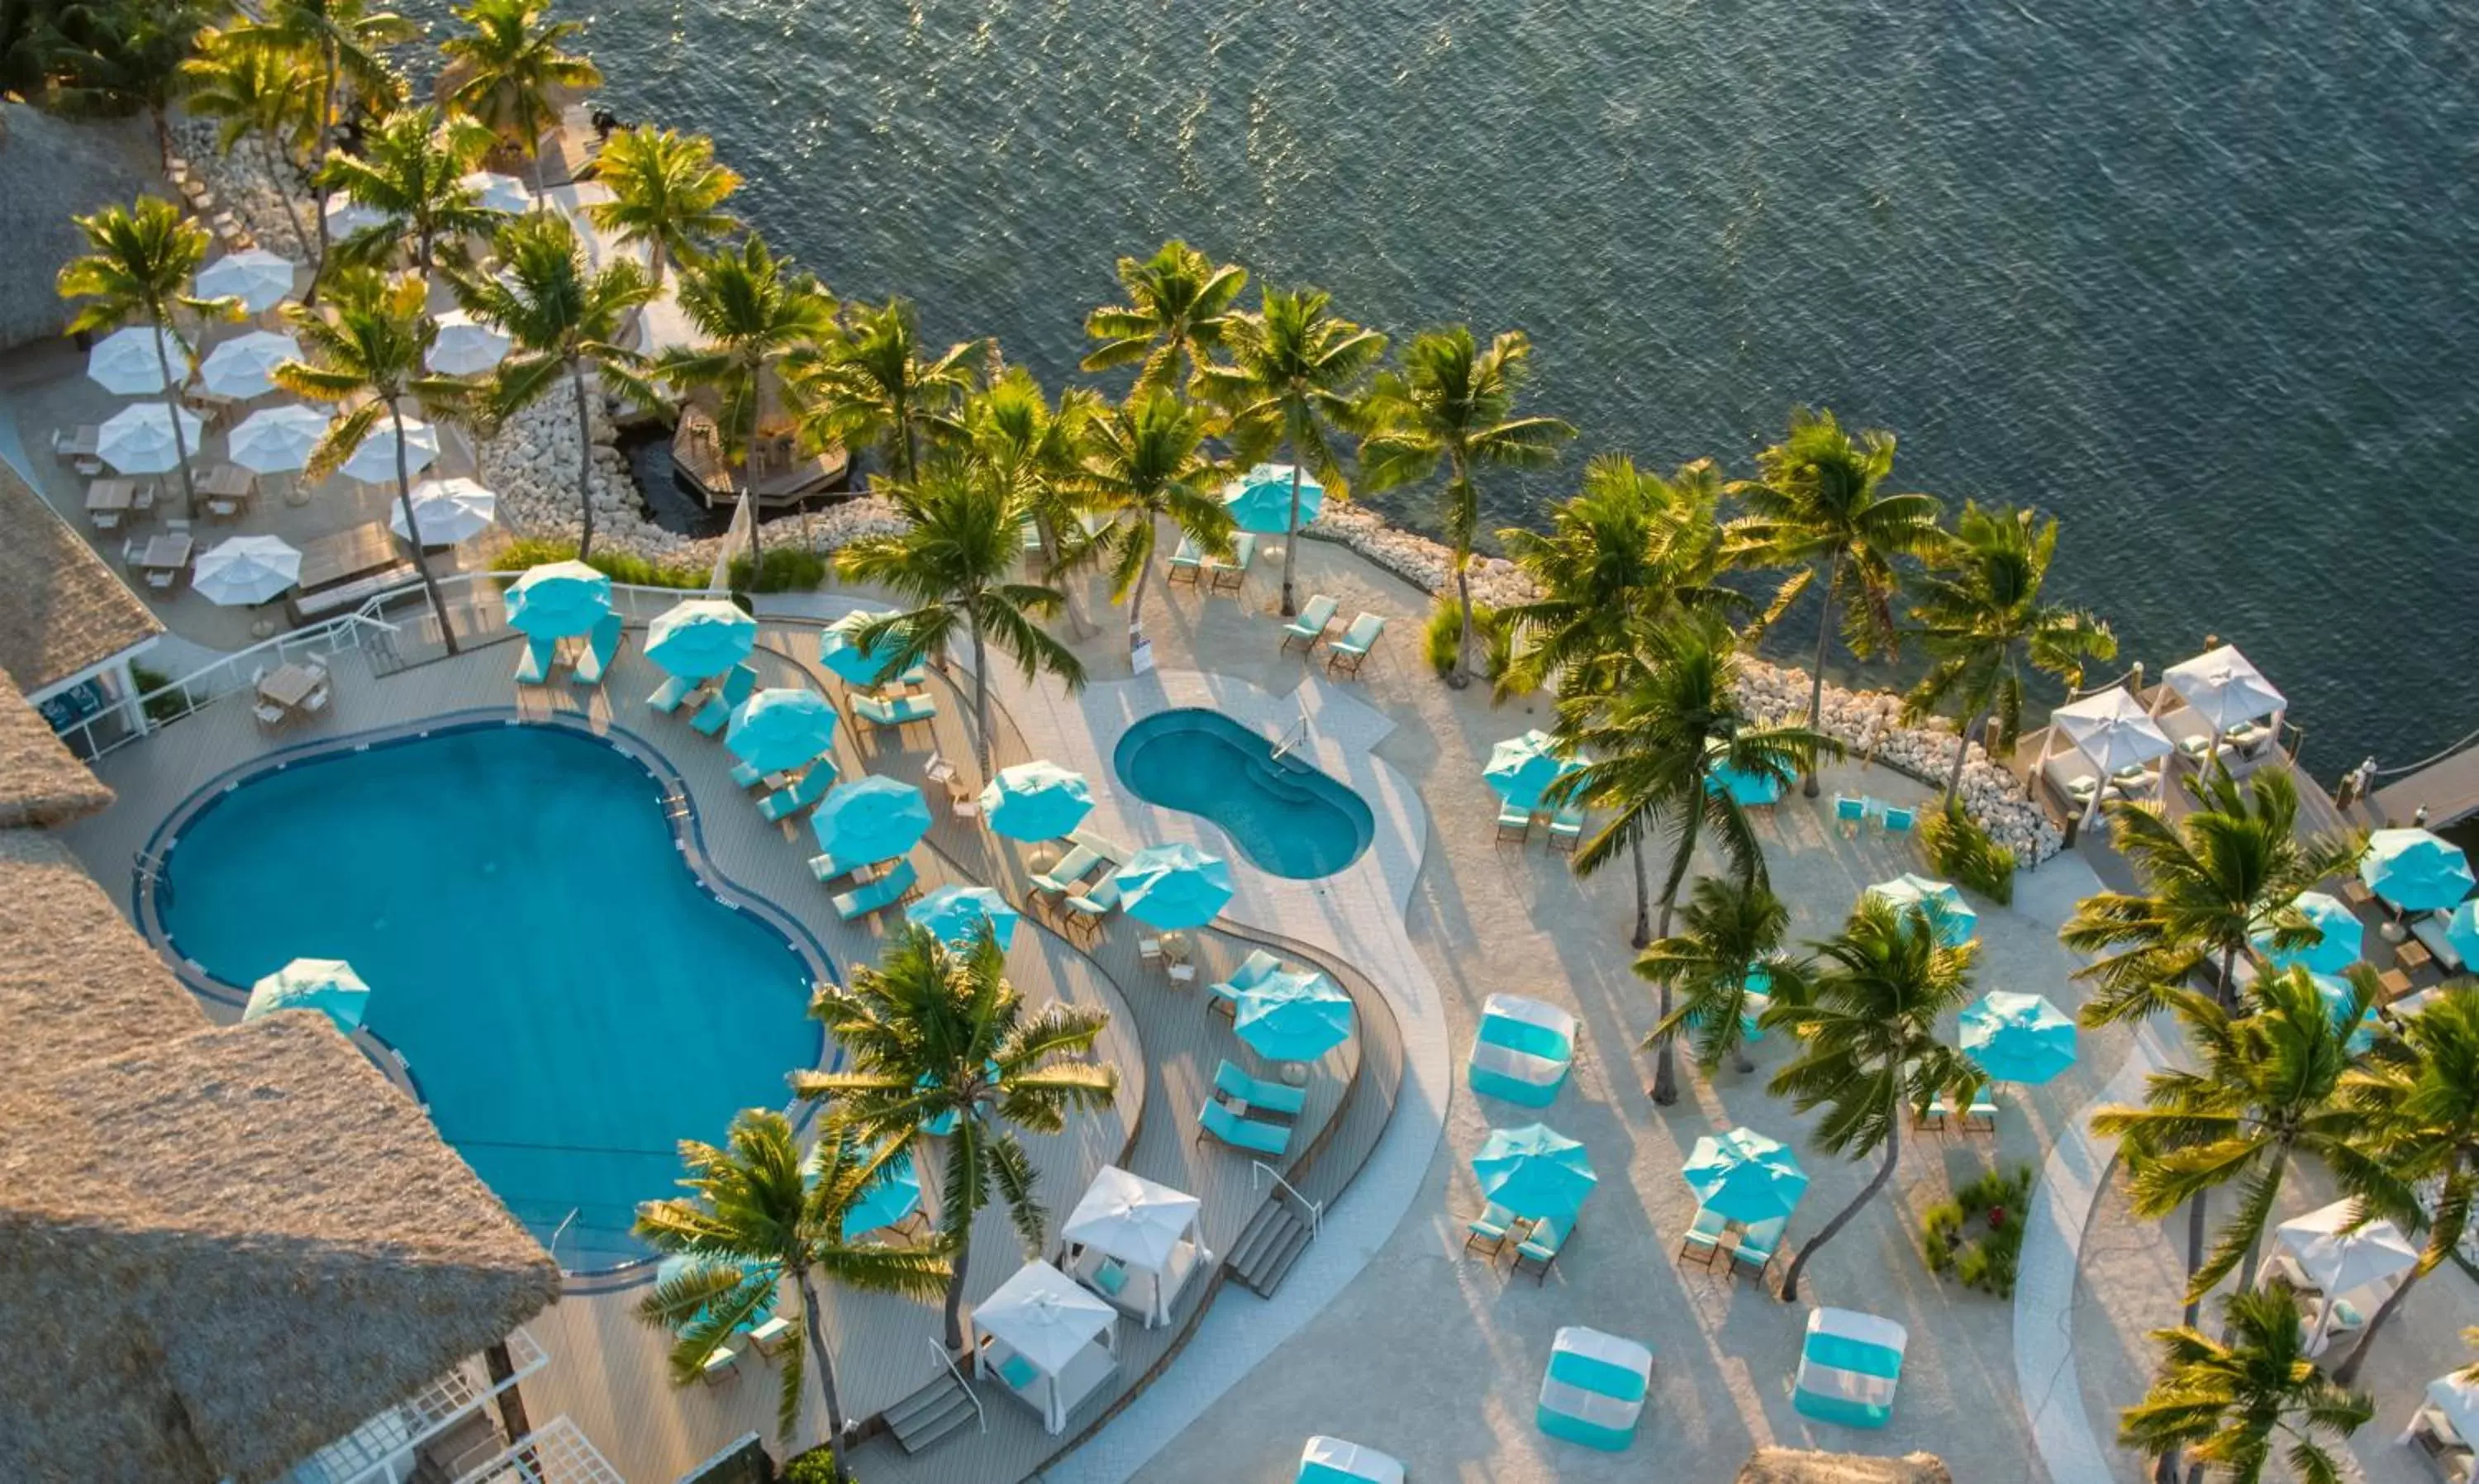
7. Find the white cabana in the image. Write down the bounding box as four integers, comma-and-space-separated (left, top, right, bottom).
1297, 1436, 1406, 1484
191, 535, 302, 606
341, 418, 440, 484
2036, 687, 2176, 825
197, 331, 301, 401
972, 1259, 1117, 1435
2405, 1372, 2479, 1462
226, 403, 331, 474
1059, 1165, 1209, 1328
97, 402, 203, 475
459, 169, 533, 215
87, 324, 183, 395
427, 310, 513, 374
195, 247, 298, 313
388, 477, 499, 545
2269, 1198, 2419, 1354
2157, 644, 2287, 767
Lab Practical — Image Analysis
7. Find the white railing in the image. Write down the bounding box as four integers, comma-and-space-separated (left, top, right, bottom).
56, 609, 397, 763
1249, 1160, 1323, 1237
285, 1326, 548, 1484
454, 1415, 623, 1484
931, 1338, 987, 1434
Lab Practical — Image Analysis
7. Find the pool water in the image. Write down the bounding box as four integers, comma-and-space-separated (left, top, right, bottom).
157, 724, 822, 1271
1113, 709, 1374, 879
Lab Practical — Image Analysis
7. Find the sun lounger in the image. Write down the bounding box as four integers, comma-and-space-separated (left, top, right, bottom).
1166, 535, 1204, 586
1209, 949, 1283, 1019
1465, 1201, 1519, 1258
570, 612, 624, 687
1678, 1206, 1729, 1268
1197, 1096, 1289, 1156
1496, 801, 1534, 844
851, 691, 940, 731
698, 1345, 740, 1386
691, 664, 757, 736
1879, 806, 1915, 835
759, 761, 839, 822
513, 632, 558, 685
730, 760, 768, 789
1282, 593, 1339, 652
1030, 844, 1105, 898
1547, 804, 1587, 852
1834, 795, 1868, 835
1325, 613, 1385, 677
1213, 1058, 1306, 1120
810, 852, 859, 884
1205, 532, 1256, 593
1913, 1096, 1950, 1132
1020, 515, 1045, 553
1514, 1214, 1572, 1284
748, 1315, 795, 1357
1963, 1090, 1998, 1133
1733, 1215, 1787, 1282
1061, 875, 1121, 939
832, 859, 918, 920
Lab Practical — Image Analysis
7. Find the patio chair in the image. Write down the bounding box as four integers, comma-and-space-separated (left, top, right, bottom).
1833, 795, 1868, 835
691, 664, 758, 736
570, 612, 624, 687
1213, 1058, 1306, 1120
1732, 1215, 1786, 1282
1282, 593, 1340, 652
513, 632, 559, 685
851, 690, 940, 732
832, 859, 919, 921
1030, 843, 1104, 898
1496, 801, 1534, 844
1963, 1089, 1999, 1133
1880, 806, 1915, 835
698, 1346, 740, 1386
1464, 1201, 1520, 1258
646, 673, 700, 715
1325, 613, 1386, 677
809, 852, 859, 885
252, 702, 287, 729
1197, 1097, 1288, 1156
1205, 532, 1257, 593
1677, 1206, 1729, 1268
1209, 949, 1283, 1018
1061, 874, 1122, 940
1166, 535, 1205, 586
1514, 1214, 1573, 1284
759, 761, 839, 822
1548, 804, 1587, 852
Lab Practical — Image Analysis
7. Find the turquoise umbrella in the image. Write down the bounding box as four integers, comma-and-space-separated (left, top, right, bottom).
1223, 462, 1324, 535
242, 957, 370, 1034
1864, 873, 1977, 947
906, 884, 1020, 950
1473, 1122, 1596, 1221
838, 1149, 923, 1241
504, 559, 612, 638
1484, 729, 1582, 810
2448, 901, 2479, 970
726, 688, 838, 775
979, 760, 1093, 841
811, 776, 931, 866
2250, 891, 2365, 975
1233, 969, 1355, 1063
1706, 759, 1787, 806
1682, 1125, 1809, 1224
1115, 842, 1235, 929
654, 1253, 780, 1329
2360, 829, 2477, 913
1959, 991, 2078, 1085
819, 610, 923, 687
645, 598, 756, 680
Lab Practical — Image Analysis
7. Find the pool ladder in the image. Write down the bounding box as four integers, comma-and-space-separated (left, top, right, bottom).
134, 848, 172, 906
1269, 712, 1310, 765
660, 788, 691, 823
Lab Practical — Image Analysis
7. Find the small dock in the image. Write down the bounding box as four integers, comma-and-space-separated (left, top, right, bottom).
2369, 739, 2479, 830
673, 406, 851, 511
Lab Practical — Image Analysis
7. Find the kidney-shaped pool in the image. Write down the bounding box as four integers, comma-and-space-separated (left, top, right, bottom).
1112, 708, 1374, 879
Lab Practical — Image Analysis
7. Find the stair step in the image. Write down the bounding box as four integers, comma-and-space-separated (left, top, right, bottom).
1225, 1203, 1297, 1277
1242, 1220, 1316, 1296
891, 1386, 976, 1454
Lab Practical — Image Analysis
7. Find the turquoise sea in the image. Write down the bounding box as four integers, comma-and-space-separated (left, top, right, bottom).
467, 1, 2477, 774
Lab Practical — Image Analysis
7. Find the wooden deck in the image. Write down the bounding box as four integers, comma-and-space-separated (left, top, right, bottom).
2371, 741, 2479, 830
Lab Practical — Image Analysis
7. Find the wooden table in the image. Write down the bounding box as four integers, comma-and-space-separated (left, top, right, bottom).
136, 534, 192, 590
197, 464, 254, 500
2399, 939, 2434, 974
256, 663, 321, 711
59, 425, 98, 459
85, 477, 136, 513
297, 521, 399, 591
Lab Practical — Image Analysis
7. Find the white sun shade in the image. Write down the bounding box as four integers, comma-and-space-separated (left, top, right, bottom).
324, 193, 386, 239
2163, 644, 2287, 732
197, 331, 302, 400
340, 418, 440, 484
226, 404, 332, 474
459, 169, 534, 215
973, 1259, 1115, 1375
388, 477, 499, 545
1061, 1166, 1202, 1274
191, 535, 303, 606
96, 402, 203, 475
87, 325, 183, 395
194, 247, 298, 313
427, 310, 513, 374
2273, 1199, 2419, 1296
2050, 687, 2174, 774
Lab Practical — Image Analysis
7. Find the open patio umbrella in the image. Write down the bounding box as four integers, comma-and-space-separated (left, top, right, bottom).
818, 609, 921, 687
906, 883, 1020, 950
242, 958, 370, 1034
645, 598, 756, 680
2250, 891, 2365, 975
191, 535, 302, 606
226, 403, 331, 474
340, 416, 439, 483
2448, 901, 2479, 970
427, 309, 512, 374
726, 687, 838, 775
504, 559, 612, 638
980, 760, 1093, 841
1682, 1126, 1809, 1224
195, 247, 298, 313
198, 330, 300, 400
2360, 828, 2476, 913
812, 775, 931, 866
2429, 1375, 2479, 1448
459, 169, 533, 215
835, 1149, 923, 1241
1864, 873, 1977, 947
1223, 462, 1324, 535
388, 477, 498, 545
97, 402, 204, 475
1484, 729, 1584, 810
2162, 644, 2286, 739
87, 324, 183, 394
2277, 1200, 2418, 1296
1233, 969, 1354, 1063
1473, 1122, 1597, 1221
324, 192, 384, 240
2299, 973, 2380, 1055
1114, 842, 1235, 930
1958, 991, 2077, 1085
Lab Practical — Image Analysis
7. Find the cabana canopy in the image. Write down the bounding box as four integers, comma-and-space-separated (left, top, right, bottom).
973, 1259, 1117, 1434
1298, 1436, 1406, 1484
1060, 1165, 1208, 1326
1793, 1307, 1908, 1429
1468, 993, 1577, 1107
2048, 687, 2175, 773
1535, 1325, 1653, 1451
2160, 644, 2286, 733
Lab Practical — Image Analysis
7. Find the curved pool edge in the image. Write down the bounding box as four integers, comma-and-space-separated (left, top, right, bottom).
1111, 706, 1377, 880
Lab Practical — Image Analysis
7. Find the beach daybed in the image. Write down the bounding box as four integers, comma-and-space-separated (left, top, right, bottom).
1297, 1436, 1406, 1484
1061, 1165, 1210, 1328
1282, 593, 1339, 652
974, 1260, 1118, 1434
1468, 993, 1577, 1107
1326, 613, 1386, 676
1793, 1308, 1908, 1429
1535, 1325, 1652, 1450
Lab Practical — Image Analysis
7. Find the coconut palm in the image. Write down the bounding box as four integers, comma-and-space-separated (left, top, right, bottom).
274, 269, 475, 652
1079, 239, 1248, 395
230, 0, 416, 298
2120, 1286, 2372, 1484
179, 27, 320, 260
1080, 388, 1232, 650
797, 925, 1119, 1353
1640, 875, 1801, 1077
584, 124, 742, 299
1763, 893, 1984, 1301
1357, 326, 1575, 687
40, 0, 219, 136
316, 105, 501, 283
1726, 407, 1945, 797
960, 367, 1100, 609
1192, 285, 1387, 616
1903, 502, 2117, 805
437, 0, 600, 193
457, 211, 657, 559
835, 458, 1084, 776
792, 296, 979, 487
635, 1110, 950, 1467
56, 196, 239, 519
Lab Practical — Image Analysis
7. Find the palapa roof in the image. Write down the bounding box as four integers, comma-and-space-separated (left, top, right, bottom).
0, 683, 112, 826
0, 829, 198, 1089
0, 103, 162, 350
0, 459, 162, 694
1736, 1449, 1956, 1484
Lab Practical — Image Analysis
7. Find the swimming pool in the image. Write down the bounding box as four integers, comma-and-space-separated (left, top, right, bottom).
154, 722, 825, 1272
1113, 709, 1374, 879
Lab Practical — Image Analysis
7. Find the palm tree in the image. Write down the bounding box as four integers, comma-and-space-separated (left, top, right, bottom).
1726, 407, 1945, 797
231, 0, 416, 300
179, 26, 321, 261
792, 296, 979, 487
1192, 285, 1387, 616
1358, 326, 1575, 687
457, 212, 656, 559
835, 458, 1085, 776
1640, 875, 1799, 1077
56, 196, 236, 519
42, 0, 220, 139
584, 124, 742, 301
316, 105, 502, 283
275, 269, 475, 652
2120, 1286, 2372, 1484
1079, 239, 1248, 395
437, 0, 601, 194
960, 368, 1100, 616
1080, 388, 1232, 650
635, 1110, 950, 1472
797, 926, 1119, 1353
1903, 502, 2117, 805
1763, 894, 1984, 1301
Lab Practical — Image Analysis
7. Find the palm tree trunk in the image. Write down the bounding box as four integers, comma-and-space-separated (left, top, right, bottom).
1036, 514, 1094, 639
151, 327, 197, 519
940, 1225, 973, 1354
1449, 466, 1477, 688
1280, 458, 1305, 617
969, 619, 995, 776
1802, 551, 1841, 798
262, 130, 316, 265
304, 42, 337, 306
741, 358, 766, 578
1647, 830, 1700, 1106
1944, 701, 1990, 806
1629, 837, 1652, 950
2333, 1258, 2424, 1384
2180, 1190, 2207, 1329
797, 1274, 850, 1473
1451, 560, 1477, 690
569, 360, 597, 559
1125, 554, 1152, 652
1780, 1075, 1902, 1301
390, 402, 459, 654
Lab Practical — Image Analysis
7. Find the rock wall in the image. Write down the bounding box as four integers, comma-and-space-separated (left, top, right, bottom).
165, 116, 315, 258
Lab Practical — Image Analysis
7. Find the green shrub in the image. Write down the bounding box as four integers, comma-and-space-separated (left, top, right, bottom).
1923, 800, 2016, 906
782, 1449, 853, 1484
1421, 596, 1510, 682
728, 547, 830, 593
492, 537, 711, 590
1920, 1163, 2034, 1297
1920, 1201, 1963, 1276
130, 663, 191, 726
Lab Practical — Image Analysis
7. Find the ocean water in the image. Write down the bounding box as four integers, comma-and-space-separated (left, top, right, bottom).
459, 0, 2477, 774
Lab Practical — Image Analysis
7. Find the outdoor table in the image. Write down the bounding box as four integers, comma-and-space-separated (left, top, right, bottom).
85, 477, 136, 513
137, 534, 193, 589
297, 521, 399, 591
60, 425, 98, 459
257, 663, 321, 711
197, 464, 254, 501
2399, 940, 2434, 974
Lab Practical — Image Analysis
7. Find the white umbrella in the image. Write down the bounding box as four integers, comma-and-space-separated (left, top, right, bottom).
459, 169, 533, 215
341, 418, 440, 484
227, 403, 331, 474
87, 325, 183, 395
195, 248, 298, 313
2045, 687, 2175, 825
388, 476, 498, 545
197, 331, 302, 401
191, 535, 302, 606
427, 310, 512, 374
96, 402, 204, 475
2161, 644, 2287, 743
324, 193, 385, 240
2274, 1199, 2419, 1296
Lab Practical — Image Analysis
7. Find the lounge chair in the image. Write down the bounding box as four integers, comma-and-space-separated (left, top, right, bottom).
1208, 949, 1284, 1018
832, 859, 919, 920
1514, 1215, 1572, 1284
1963, 1089, 1998, 1133
698, 1345, 740, 1386
1212, 1058, 1306, 1120
1547, 804, 1587, 852
1913, 1096, 1950, 1132
1325, 613, 1385, 677
1030, 843, 1105, 898
1496, 801, 1534, 844
1197, 1097, 1288, 1156
759, 761, 839, 822
1205, 532, 1256, 593
748, 1315, 795, 1358
730, 760, 768, 789
647, 672, 700, 715
1281, 593, 1339, 653
1678, 1206, 1729, 1268
1879, 806, 1915, 835
1166, 535, 1205, 586
570, 612, 624, 687
1020, 515, 1045, 554
851, 691, 940, 732
810, 852, 859, 884
691, 664, 757, 737
1833, 795, 1868, 835
1732, 1216, 1787, 1282
513, 631, 558, 685
1060, 875, 1121, 940
1465, 1201, 1519, 1258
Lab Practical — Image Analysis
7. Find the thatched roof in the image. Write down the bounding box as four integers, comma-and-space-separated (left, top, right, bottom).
0, 1015, 563, 1483
0, 683, 112, 826
1736, 1448, 1956, 1484
0, 829, 201, 1089
0, 459, 162, 694
0, 103, 163, 351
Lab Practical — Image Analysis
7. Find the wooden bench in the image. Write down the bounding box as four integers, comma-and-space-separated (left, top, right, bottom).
288, 564, 420, 624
